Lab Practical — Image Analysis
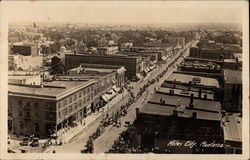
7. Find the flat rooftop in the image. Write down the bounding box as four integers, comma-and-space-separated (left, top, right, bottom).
148, 92, 221, 112
66, 53, 141, 59
224, 59, 237, 63
224, 69, 242, 84
223, 113, 242, 142
157, 87, 214, 100
140, 101, 221, 121
8, 79, 95, 100
166, 73, 220, 88
8, 75, 39, 80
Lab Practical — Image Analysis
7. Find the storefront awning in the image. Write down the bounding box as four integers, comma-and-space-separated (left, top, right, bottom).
149, 66, 156, 70
112, 85, 120, 92
101, 94, 111, 102
161, 56, 167, 61
136, 73, 142, 79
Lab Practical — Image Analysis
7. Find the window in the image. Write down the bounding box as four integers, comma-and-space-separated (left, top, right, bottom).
63, 108, 67, 115
78, 102, 82, 108
64, 99, 67, 106
83, 98, 86, 104
87, 96, 90, 102
26, 102, 30, 108
87, 88, 90, 94
58, 103, 61, 110
91, 86, 93, 91
68, 106, 73, 113
34, 123, 39, 132
79, 92, 82, 98
35, 102, 38, 110
83, 89, 86, 95
58, 111, 61, 119
46, 102, 53, 111
19, 110, 22, 116
19, 121, 24, 130
26, 111, 30, 118
19, 101, 22, 107
69, 97, 72, 103
74, 95, 77, 101
226, 148, 235, 154
35, 112, 39, 118
74, 103, 77, 109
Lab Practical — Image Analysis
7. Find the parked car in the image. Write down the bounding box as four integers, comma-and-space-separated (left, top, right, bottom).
20, 138, 29, 146
30, 138, 39, 147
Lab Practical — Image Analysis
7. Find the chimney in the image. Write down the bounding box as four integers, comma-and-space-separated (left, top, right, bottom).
198, 89, 202, 98
204, 94, 207, 100
173, 110, 178, 117
192, 112, 197, 119
189, 93, 194, 106
221, 110, 226, 117
135, 108, 139, 116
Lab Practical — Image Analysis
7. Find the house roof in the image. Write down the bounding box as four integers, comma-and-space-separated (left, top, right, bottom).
223, 113, 242, 142
166, 73, 220, 88
223, 69, 242, 84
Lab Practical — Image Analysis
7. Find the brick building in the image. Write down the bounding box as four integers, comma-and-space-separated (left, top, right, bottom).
8, 64, 126, 137
65, 54, 142, 80
12, 44, 39, 57
135, 90, 223, 153
189, 47, 233, 60
223, 69, 242, 112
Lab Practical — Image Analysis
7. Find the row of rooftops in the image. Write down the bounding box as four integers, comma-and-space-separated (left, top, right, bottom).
8, 63, 125, 100
166, 73, 220, 88
8, 79, 95, 100
139, 91, 221, 121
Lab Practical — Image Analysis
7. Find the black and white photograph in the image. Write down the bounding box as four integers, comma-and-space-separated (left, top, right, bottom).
0, 1, 249, 159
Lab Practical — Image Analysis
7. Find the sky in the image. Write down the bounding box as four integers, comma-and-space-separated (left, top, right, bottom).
3, 1, 246, 25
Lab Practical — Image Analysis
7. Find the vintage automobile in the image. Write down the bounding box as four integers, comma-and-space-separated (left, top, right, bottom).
30, 138, 39, 147
20, 138, 29, 146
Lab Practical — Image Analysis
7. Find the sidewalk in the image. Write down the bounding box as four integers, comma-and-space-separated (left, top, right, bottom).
57, 89, 129, 145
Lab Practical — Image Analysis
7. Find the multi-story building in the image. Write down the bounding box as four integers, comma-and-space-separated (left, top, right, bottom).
222, 113, 242, 154
8, 79, 96, 137
8, 64, 126, 137
65, 53, 143, 80
161, 73, 221, 101
222, 59, 240, 70
163, 37, 186, 46
223, 69, 242, 112
8, 54, 43, 71
135, 90, 223, 153
12, 44, 39, 57
97, 46, 119, 55
189, 47, 233, 60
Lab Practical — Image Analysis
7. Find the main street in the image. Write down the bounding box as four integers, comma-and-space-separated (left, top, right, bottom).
93, 40, 199, 153
45, 40, 199, 153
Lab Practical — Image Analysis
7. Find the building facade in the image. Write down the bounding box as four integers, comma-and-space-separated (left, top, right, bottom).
65, 54, 142, 80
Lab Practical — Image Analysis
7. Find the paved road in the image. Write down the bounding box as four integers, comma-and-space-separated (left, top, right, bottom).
93, 41, 199, 153
44, 40, 198, 153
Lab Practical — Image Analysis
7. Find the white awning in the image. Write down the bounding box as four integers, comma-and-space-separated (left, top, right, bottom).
136, 73, 142, 79
101, 94, 111, 102
112, 85, 120, 92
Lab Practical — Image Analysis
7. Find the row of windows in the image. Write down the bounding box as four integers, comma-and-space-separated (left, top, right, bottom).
58, 97, 90, 119
19, 121, 40, 132
60, 86, 94, 109
17, 101, 55, 111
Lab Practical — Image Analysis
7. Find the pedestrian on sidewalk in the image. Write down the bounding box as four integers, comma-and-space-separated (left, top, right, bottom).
83, 119, 86, 126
